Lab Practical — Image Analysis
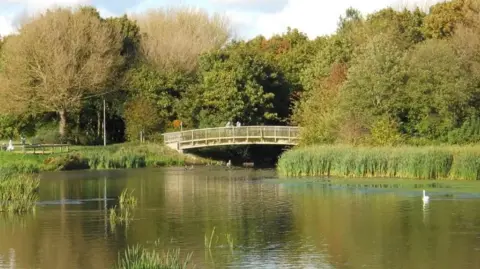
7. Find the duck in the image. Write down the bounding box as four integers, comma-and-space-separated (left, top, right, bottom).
422, 190, 430, 203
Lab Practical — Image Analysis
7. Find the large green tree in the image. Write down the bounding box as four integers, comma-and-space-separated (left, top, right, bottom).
179, 45, 286, 128
404, 39, 473, 139
0, 7, 123, 138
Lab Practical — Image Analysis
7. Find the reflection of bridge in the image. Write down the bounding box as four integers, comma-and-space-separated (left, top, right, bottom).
162, 126, 300, 152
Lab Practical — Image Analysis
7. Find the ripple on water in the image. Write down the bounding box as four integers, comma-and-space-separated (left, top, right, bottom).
2, 168, 480, 269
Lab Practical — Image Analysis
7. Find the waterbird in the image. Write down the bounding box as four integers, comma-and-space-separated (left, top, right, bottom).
226, 160, 232, 168
422, 190, 430, 203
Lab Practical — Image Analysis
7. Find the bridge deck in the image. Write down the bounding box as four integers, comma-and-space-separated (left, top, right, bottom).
162, 126, 299, 151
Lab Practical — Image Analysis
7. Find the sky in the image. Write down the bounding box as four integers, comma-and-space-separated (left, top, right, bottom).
0, 0, 445, 39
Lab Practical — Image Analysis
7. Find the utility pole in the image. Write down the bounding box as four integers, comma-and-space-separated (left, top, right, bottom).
103, 98, 106, 146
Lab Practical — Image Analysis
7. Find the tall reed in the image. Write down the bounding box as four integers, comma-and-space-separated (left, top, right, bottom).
109, 188, 138, 229
0, 143, 211, 173
278, 145, 480, 180
0, 172, 39, 213
116, 245, 192, 269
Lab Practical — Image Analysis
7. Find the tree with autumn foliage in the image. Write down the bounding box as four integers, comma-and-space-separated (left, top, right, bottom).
0, 7, 123, 138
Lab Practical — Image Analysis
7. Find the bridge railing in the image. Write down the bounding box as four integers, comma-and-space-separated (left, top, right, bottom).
163, 126, 300, 145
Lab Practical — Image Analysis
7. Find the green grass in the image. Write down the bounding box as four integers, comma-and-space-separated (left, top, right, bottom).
0, 143, 216, 172
277, 145, 480, 180
119, 188, 138, 210
110, 188, 139, 230
116, 245, 193, 269
0, 171, 39, 213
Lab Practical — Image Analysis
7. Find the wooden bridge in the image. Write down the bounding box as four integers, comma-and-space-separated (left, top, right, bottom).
162, 126, 300, 152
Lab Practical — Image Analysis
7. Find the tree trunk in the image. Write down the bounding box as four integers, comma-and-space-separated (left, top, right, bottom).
59, 109, 67, 138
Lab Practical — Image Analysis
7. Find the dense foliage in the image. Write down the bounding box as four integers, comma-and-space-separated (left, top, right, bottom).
1, 0, 480, 146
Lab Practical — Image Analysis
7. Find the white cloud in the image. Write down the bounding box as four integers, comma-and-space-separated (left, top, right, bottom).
0, 0, 118, 36
226, 0, 447, 39
0, 15, 15, 36
209, 0, 288, 12
1, 0, 91, 10
97, 6, 116, 18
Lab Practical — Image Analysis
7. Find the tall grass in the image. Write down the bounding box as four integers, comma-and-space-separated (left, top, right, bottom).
0, 171, 39, 213
116, 245, 192, 269
119, 188, 138, 210
278, 145, 480, 180
110, 188, 138, 229
0, 143, 213, 172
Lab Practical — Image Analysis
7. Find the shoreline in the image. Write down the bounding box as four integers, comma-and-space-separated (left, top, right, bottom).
0, 143, 221, 174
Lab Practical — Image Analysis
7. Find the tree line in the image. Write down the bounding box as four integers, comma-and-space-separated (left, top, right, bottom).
0, 0, 480, 146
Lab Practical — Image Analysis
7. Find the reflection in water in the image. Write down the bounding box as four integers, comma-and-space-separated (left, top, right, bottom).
0, 168, 479, 269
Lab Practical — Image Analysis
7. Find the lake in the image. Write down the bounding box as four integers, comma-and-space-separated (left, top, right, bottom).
1, 167, 480, 268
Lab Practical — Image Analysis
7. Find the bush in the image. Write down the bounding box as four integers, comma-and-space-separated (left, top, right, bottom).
31, 123, 62, 144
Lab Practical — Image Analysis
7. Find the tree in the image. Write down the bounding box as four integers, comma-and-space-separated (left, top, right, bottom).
123, 63, 189, 128
364, 8, 426, 47
423, 0, 465, 38
0, 7, 123, 137
134, 7, 231, 73
179, 45, 285, 128
340, 34, 407, 127
404, 39, 473, 139
124, 97, 159, 142
106, 15, 141, 68
295, 63, 347, 144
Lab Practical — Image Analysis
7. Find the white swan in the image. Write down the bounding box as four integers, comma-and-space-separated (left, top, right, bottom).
422, 190, 430, 202
226, 160, 232, 168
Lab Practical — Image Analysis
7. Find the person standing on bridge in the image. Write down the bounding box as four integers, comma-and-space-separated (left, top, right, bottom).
236, 121, 241, 127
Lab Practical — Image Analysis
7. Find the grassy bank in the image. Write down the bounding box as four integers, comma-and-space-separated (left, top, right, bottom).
277, 145, 480, 180
0, 143, 216, 172
0, 170, 39, 213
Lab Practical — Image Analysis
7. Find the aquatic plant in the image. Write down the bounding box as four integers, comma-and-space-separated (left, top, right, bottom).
0, 172, 39, 213
204, 227, 217, 250
225, 233, 234, 254
109, 188, 138, 230
277, 145, 480, 180
116, 245, 192, 269
119, 188, 138, 210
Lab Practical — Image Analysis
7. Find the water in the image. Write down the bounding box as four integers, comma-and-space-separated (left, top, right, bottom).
1, 167, 480, 269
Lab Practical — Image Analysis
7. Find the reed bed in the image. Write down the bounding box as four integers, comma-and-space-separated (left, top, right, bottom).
277, 145, 480, 180
0, 143, 208, 172
0, 171, 39, 213
116, 245, 192, 269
